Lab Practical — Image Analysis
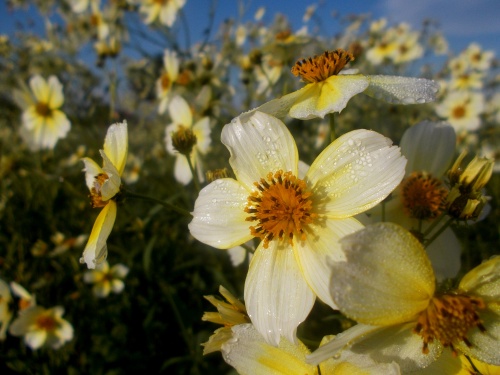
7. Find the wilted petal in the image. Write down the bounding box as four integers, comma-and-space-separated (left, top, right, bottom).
294, 217, 364, 310
307, 129, 406, 218
331, 223, 435, 325
244, 241, 315, 346
103, 121, 128, 176
188, 178, 253, 249
364, 75, 440, 104
221, 112, 298, 190
81, 201, 117, 269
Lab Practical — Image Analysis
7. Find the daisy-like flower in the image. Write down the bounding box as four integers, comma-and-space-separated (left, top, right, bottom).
157, 49, 179, 114
10, 282, 36, 310
189, 111, 406, 345
139, 0, 186, 27
165, 95, 211, 185
81, 121, 128, 269
0, 279, 13, 340
19, 75, 71, 151
435, 91, 485, 133
464, 43, 495, 72
250, 49, 439, 120
308, 223, 500, 373
368, 120, 461, 281
83, 260, 129, 298
203, 286, 399, 374
9, 305, 74, 350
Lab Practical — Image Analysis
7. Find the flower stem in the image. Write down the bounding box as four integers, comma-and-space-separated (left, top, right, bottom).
185, 154, 201, 193
424, 216, 454, 248
123, 191, 192, 217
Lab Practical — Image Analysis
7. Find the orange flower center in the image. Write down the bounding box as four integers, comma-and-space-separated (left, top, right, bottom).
414, 294, 486, 355
35, 102, 52, 118
245, 170, 317, 248
90, 173, 109, 208
452, 105, 466, 119
291, 49, 354, 83
400, 172, 448, 220
36, 314, 57, 331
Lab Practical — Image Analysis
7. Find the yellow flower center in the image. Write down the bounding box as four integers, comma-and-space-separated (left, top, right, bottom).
291, 49, 354, 83
452, 105, 466, 119
90, 173, 109, 208
35, 102, 52, 118
414, 294, 486, 355
245, 170, 317, 249
400, 172, 448, 220
36, 314, 57, 332
160, 73, 171, 90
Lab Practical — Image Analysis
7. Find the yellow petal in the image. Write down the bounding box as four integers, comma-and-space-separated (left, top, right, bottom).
81, 201, 117, 269
459, 256, 500, 301
331, 223, 435, 325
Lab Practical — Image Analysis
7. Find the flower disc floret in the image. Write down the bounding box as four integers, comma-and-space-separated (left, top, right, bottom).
245, 170, 317, 248
291, 49, 354, 83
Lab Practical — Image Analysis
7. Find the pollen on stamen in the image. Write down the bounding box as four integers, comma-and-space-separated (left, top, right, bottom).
400, 172, 448, 220
244, 170, 317, 248
413, 294, 486, 356
291, 49, 354, 84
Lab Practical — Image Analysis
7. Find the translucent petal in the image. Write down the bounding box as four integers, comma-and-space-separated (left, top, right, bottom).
364, 75, 440, 104
400, 120, 456, 177
221, 324, 316, 375
459, 256, 500, 301
425, 227, 461, 282
168, 95, 192, 126
188, 178, 253, 249
221, 112, 298, 191
103, 121, 128, 176
100, 150, 122, 200
80, 201, 117, 269
192, 117, 212, 154
331, 223, 435, 325
294, 217, 364, 310
46, 75, 64, 109
244, 242, 315, 346
81, 157, 103, 191
307, 129, 406, 218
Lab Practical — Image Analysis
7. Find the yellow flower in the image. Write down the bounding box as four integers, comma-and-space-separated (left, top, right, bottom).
248, 49, 439, 120
19, 75, 71, 151
81, 121, 128, 269
83, 261, 129, 298
309, 223, 500, 373
9, 306, 73, 350
189, 111, 406, 345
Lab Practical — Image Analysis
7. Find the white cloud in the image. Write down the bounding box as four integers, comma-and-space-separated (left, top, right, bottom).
378, 0, 500, 36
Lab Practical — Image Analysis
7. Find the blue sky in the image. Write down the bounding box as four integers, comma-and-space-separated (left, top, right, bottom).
1, 0, 499, 58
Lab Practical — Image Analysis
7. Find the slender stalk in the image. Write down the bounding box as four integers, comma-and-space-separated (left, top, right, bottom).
422, 212, 447, 237
185, 154, 201, 193
124, 191, 192, 217
424, 216, 454, 248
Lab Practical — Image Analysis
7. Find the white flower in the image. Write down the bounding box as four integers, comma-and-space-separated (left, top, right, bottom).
83, 261, 129, 298
435, 91, 485, 132
9, 306, 74, 350
157, 49, 180, 114
189, 111, 406, 345
165, 95, 211, 185
139, 0, 186, 27
81, 121, 128, 269
19, 75, 71, 151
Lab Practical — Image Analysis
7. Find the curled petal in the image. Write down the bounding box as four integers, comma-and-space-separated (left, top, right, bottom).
103, 121, 128, 176
364, 75, 440, 104
81, 201, 117, 269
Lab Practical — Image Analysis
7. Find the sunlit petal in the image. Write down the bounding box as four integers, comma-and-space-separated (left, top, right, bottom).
103, 121, 128, 175
364, 75, 440, 104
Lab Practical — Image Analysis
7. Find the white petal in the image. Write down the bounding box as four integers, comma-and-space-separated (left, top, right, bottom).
173, 154, 193, 185
221, 324, 316, 375
364, 75, 440, 104
221, 112, 298, 191
459, 256, 500, 300
425, 227, 461, 282
294, 217, 364, 310
331, 223, 435, 325
111, 264, 129, 278
192, 117, 212, 154
29, 75, 48, 102
244, 241, 315, 346
400, 120, 456, 177
307, 129, 406, 218
100, 150, 122, 200
81, 157, 103, 191
169, 95, 192, 126
111, 279, 125, 294
188, 178, 253, 249
25, 330, 47, 349
163, 49, 179, 80
81, 201, 117, 269
103, 121, 128, 176
47, 75, 64, 109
